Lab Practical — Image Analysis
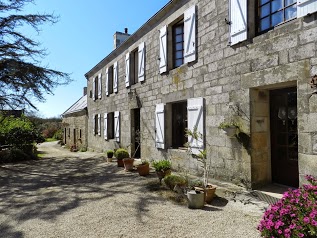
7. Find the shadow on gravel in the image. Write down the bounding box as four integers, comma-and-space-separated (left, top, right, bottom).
0, 145, 164, 236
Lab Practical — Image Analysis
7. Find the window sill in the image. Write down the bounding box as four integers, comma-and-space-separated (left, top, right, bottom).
168, 147, 188, 153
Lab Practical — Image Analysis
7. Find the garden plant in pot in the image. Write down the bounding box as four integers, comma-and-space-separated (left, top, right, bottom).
137, 160, 150, 176
114, 148, 129, 168
106, 150, 114, 162
186, 127, 217, 206
218, 120, 239, 138
152, 159, 172, 183
163, 174, 187, 190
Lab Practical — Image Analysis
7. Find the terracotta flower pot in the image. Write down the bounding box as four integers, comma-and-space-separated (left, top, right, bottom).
117, 159, 124, 167
137, 163, 150, 176
194, 184, 217, 204
123, 158, 134, 171
204, 185, 217, 203
222, 126, 237, 137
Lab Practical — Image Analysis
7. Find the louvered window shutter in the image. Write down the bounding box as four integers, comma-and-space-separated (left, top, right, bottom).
229, 0, 247, 46
159, 25, 167, 74
297, 0, 317, 18
105, 67, 109, 96
187, 97, 204, 155
104, 113, 108, 140
184, 5, 196, 63
114, 111, 120, 142
98, 114, 101, 136
113, 61, 118, 93
155, 103, 165, 149
92, 78, 95, 101
98, 73, 102, 99
93, 114, 96, 135
125, 53, 130, 87
138, 42, 145, 82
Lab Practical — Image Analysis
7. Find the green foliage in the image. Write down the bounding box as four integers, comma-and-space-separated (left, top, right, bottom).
163, 174, 187, 190
0, 115, 44, 146
106, 150, 114, 158
114, 148, 129, 160
53, 128, 63, 140
188, 179, 204, 189
152, 159, 172, 172
218, 121, 239, 129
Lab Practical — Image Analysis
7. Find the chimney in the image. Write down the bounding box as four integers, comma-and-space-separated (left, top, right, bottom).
83, 87, 87, 96
113, 28, 131, 49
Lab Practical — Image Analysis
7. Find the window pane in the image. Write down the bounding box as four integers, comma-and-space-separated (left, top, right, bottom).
285, 0, 296, 6
175, 35, 183, 43
271, 11, 283, 26
260, 4, 270, 18
285, 5, 297, 20
260, 17, 270, 31
175, 51, 183, 59
272, 0, 283, 12
260, 0, 270, 5
175, 59, 183, 67
176, 43, 183, 51
175, 26, 183, 35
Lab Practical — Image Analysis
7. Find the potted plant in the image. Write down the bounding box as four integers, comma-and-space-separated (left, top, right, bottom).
114, 148, 129, 167
163, 174, 187, 190
136, 160, 150, 176
106, 149, 114, 162
218, 121, 239, 137
186, 127, 217, 205
152, 159, 172, 183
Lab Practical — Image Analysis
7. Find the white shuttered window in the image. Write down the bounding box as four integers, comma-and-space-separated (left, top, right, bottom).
297, 0, 317, 18
125, 53, 130, 87
184, 5, 196, 63
159, 25, 167, 74
138, 42, 145, 82
114, 111, 120, 142
229, 0, 247, 45
113, 61, 118, 93
155, 103, 165, 149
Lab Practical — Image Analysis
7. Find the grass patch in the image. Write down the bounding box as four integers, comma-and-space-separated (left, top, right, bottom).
145, 180, 187, 206
45, 138, 57, 142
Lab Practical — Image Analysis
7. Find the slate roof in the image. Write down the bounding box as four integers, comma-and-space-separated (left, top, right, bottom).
62, 95, 87, 116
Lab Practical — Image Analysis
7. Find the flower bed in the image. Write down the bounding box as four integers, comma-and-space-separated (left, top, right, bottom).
258, 175, 317, 237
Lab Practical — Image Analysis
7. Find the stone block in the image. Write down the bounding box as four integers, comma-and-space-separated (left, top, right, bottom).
298, 153, 317, 178
289, 43, 315, 62
299, 27, 317, 45
251, 54, 279, 71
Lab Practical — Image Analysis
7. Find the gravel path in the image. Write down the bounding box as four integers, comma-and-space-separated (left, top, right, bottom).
0, 142, 265, 238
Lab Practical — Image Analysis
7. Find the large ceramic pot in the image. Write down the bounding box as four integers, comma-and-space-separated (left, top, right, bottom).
156, 169, 171, 183
123, 158, 134, 171
117, 159, 124, 167
187, 190, 205, 209
137, 163, 150, 176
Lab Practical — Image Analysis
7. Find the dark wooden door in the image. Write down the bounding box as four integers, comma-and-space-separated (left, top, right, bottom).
132, 109, 141, 158
270, 87, 298, 187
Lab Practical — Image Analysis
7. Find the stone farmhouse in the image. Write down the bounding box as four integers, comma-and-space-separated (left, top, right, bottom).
62, 87, 88, 150
64, 0, 317, 188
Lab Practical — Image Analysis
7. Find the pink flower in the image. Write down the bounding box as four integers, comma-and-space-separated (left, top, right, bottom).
303, 217, 310, 224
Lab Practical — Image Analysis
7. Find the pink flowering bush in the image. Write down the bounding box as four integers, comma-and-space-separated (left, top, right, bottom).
258, 175, 317, 238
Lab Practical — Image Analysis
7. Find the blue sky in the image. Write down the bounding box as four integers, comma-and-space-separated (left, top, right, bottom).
23, 0, 169, 118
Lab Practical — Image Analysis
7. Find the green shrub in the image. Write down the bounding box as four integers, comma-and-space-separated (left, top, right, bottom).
188, 179, 204, 189
152, 159, 171, 172
106, 150, 114, 158
0, 148, 33, 164
114, 148, 129, 160
164, 174, 187, 190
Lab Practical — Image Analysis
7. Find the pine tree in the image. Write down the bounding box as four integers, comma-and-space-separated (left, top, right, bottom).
0, 0, 70, 110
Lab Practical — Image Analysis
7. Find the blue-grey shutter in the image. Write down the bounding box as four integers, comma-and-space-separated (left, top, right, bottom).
187, 97, 204, 155
114, 111, 120, 142
138, 42, 145, 82
113, 61, 118, 93
184, 5, 196, 63
125, 53, 130, 87
155, 103, 165, 149
229, 0, 247, 45
297, 0, 317, 18
159, 26, 167, 74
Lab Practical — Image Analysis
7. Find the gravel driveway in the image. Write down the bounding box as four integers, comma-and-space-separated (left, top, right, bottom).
0, 142, 265, 238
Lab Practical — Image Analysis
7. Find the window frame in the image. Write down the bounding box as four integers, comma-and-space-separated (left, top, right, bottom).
256, 0, 297, 34
172, 20, 185, 69
130, 48, 139, 86
107, 112, 115, 139
108, 65, 114, 95
94, 75, 98, 100
171, 101, 187, 149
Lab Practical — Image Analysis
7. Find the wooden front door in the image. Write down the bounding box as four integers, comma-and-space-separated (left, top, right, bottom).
270, 87, 299, 187
132, 109, 140, 158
